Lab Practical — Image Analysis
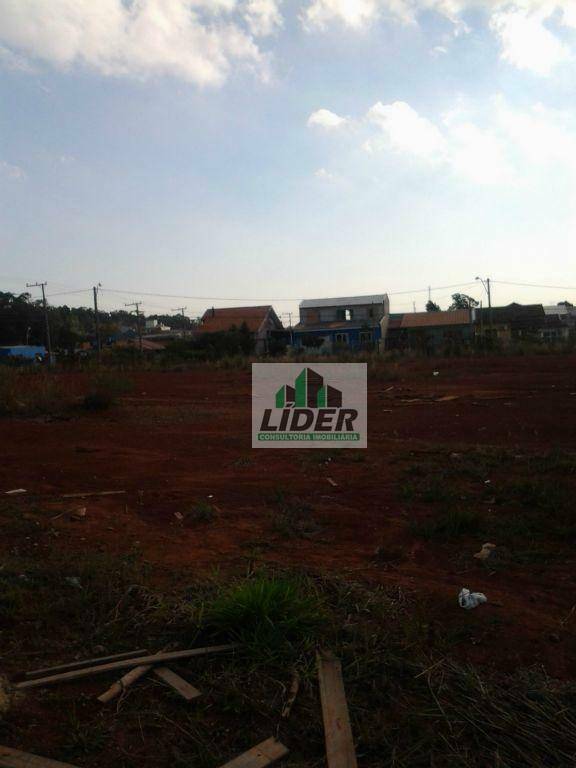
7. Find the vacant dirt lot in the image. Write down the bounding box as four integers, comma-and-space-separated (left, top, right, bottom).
2, 354, 576, 683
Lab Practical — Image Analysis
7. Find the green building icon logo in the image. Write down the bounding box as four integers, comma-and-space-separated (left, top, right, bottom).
275, 367, 343, 409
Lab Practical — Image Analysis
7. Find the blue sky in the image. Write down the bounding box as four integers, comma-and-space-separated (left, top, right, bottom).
1, 0, 576, 320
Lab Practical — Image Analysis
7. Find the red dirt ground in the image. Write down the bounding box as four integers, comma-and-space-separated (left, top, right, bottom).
2, 355, 576, 678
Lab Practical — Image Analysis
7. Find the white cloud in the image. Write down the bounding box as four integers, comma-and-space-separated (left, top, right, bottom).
365, 101, 446, 160
314, 166, 338, 180
314, 95, 576, 186
300, 0, 576, 76
301, 0, 384, 30
243, 0, 283, 35
0, 44, 36, 72
0, 161, 26, 180
490, 8, 571, 74
363, 98, 514, 183
495, 97, 576, 169
307, 107, 349, 129
447, 120, 514, 184
0, 0, 273, 86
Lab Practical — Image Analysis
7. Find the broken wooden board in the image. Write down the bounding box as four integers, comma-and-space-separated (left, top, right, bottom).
218, 738, 288, 768
317, 650, 358, 768
60, 491, 126, 499
97, 646, 170, 703
153, 667, 201, 701
15, 645, 238, 690
281, 671, 300, 719
0, 745, 80, 768
97, 661, 154, 703
25, 649, 149, 679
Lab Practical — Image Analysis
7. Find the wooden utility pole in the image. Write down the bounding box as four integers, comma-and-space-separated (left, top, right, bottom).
26, 281, 53, 365
285, 311, 294, 346
171, 307, 187, 316
93, 284, 102, 364
125, 301, 143, 353
487, 277, 493, 341
476, 276, 493, 344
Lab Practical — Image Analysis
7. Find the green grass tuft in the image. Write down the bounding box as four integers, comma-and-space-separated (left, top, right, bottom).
206, 575, 326, 665
411, 507, 482, 540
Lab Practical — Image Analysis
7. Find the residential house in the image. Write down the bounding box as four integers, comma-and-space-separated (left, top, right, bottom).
475, 303, 546, 344
386, 309, 474, 353
145, 319, 171, 332
197, 305, 284, 354
292, 294, 390, 353
543, 304, 576, 340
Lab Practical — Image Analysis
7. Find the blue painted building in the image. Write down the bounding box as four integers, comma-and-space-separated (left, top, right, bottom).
0, 345, 47, 362
293, 294, 390, 353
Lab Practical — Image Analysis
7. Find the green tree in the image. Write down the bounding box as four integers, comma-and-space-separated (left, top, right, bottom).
426, 300, 441, 312
449, 293, 479, 310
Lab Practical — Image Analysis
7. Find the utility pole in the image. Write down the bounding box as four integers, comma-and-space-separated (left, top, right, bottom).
125, 302, 143, 353
171, 307, 187, 317
475, 276, 493, 344
413, 301, 416, 313
287, 311, 294, 346
93, 284, 102, 364
487, 278, 493, 338
27, 281, 53, 365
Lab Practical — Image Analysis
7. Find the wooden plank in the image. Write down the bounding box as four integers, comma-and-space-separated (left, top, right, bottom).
60, 490, 125, 499
281, 671, 300, 719
14, 645, 238, 690
25, 649, 148, 679
317, 650, 357, 768
97, 646, 170, 703
153, 667, 201, 701
218, 738, 288, 768
97, 662, 153, 703
0, 745, 80, 768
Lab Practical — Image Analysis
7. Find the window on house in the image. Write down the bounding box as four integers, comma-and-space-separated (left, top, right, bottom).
336, 309, 345, 321
345, 308, 353, 321
359, 330, 372, 344
335, 333, 348, 345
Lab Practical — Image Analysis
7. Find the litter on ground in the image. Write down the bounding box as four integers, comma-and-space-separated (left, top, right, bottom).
458, 588, 488, 610
474, 543, 497, 561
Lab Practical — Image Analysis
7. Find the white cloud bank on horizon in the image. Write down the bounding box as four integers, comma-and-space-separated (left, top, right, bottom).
0, 0, 282, 87
309, 95, 576, 186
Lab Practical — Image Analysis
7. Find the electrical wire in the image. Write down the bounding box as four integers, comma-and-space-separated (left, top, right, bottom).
492, 280, 576, 292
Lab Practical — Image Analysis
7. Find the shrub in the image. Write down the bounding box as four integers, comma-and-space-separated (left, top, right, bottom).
207, 575, 326, 664
187, 501, 215, 524
411, 507, 482, 540
0, 367, 67, 416
83, 371, 133, 411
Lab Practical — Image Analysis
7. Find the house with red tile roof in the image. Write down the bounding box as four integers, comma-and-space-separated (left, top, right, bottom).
197, 305, 283, 354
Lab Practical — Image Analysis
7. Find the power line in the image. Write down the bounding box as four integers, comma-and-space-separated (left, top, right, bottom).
98, 280, 480, 302
492, 280, 576, 292
45, 288, 92, 298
